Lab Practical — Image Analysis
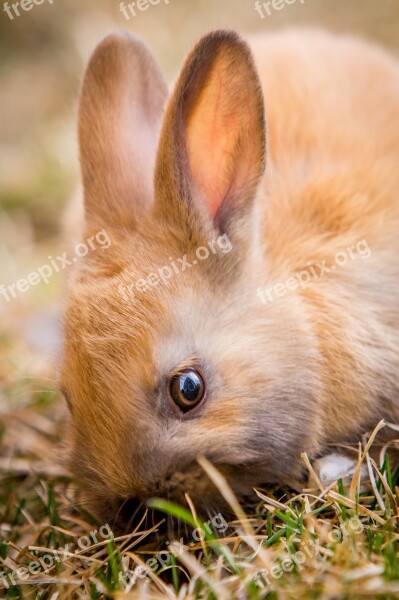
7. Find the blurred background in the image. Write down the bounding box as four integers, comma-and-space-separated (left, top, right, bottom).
0, 0, 398, 417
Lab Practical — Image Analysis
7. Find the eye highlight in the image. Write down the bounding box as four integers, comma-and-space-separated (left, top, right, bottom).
169, 368, 206, 413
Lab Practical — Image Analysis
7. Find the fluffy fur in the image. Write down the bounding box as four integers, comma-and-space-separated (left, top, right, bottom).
61, 29, 399, 526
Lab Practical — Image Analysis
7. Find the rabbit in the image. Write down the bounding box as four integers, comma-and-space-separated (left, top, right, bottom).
61, 28, 399, 527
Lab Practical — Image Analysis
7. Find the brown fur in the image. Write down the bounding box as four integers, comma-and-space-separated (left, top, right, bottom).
62, 29, 399, 526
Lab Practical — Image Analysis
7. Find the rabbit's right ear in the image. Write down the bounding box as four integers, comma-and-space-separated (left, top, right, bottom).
79, 33, 167, 230
154, 30, 266, 234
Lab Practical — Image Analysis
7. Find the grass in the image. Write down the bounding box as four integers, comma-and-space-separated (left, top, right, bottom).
1, 382, 399, 600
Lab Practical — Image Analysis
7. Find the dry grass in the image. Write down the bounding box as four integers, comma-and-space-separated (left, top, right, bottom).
1, 381, 399, 600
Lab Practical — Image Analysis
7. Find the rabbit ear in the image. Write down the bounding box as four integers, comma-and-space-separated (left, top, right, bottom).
79, 33, 167, 229
154, 30, 266, 232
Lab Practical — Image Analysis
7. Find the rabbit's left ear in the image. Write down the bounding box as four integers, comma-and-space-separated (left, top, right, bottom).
154, 30, 266, 232
78, 33, 167, 230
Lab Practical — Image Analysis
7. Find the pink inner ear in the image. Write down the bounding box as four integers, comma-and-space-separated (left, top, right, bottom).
186, 60, 258, 219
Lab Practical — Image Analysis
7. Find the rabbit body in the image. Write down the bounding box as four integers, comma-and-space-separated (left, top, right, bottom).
62, 28, 399, 523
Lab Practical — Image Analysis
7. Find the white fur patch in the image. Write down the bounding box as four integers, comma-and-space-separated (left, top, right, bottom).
314, 453, 368, 487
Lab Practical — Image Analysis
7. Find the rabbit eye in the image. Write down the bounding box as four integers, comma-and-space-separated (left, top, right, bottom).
169, 368, 205, 412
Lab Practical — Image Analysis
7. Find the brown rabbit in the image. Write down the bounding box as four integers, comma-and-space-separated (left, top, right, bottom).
62, 28, 399, 526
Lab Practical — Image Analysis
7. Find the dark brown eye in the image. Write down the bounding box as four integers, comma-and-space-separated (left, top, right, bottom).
169, 368, 205, 412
